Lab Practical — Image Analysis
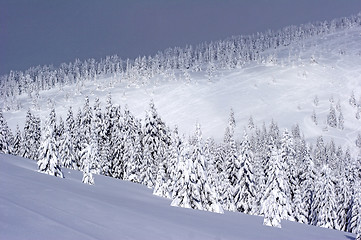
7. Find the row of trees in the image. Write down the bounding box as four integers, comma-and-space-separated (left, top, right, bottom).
1, 13, 361, 110
0, 96, 360, 237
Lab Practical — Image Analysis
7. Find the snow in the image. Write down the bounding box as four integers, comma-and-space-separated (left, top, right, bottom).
0, 153, 356, 240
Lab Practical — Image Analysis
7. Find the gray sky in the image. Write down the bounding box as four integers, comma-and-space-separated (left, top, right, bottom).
1, 0, 360, 75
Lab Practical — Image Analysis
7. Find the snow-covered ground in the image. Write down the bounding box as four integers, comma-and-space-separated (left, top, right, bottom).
0, 153, 356, 240
3, 25, 361, 156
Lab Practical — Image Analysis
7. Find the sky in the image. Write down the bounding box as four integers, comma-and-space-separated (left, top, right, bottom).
1, 0, 361, 75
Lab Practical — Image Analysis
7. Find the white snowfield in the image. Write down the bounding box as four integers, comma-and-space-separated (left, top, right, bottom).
0, 153, 355, 240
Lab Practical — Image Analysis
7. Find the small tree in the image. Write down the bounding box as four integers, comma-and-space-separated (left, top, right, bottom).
311, 109, 318, 125
327, 104, 337, 128
81, 142, 95, 185
338, 111, 344, 130
349, 91, 357, 107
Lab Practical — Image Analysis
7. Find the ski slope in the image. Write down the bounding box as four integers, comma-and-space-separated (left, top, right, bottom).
0, 153, 356, 240
2, 25, 361, 156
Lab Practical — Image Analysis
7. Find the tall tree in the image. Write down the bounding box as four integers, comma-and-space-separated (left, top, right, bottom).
311, 164, 337, 229
261, 142, 293, 228
234, 132, 256, 214
172, 124, 223, 213
0, 109, 13, 154
37, 109, 63, 178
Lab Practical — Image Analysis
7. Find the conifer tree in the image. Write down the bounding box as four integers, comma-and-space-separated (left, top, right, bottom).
22, 109, 41, 160
327, 104, 337, 128
349, 91, 357, 107
234, 132, 256, 214
311, 164, 337, 229
172, 124, 223, 213
37, 109, 63, 178
12, 125, 22, 156
142, 100, 170, 188
0, 109, 13, 154
261, 143, 293, 228
299, 140, 317, 223
80, 141, 96, 185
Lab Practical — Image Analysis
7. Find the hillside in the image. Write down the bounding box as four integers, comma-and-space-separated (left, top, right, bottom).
0, 153, 355, 240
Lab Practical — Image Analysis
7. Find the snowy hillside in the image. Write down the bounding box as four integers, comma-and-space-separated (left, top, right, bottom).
2, 17, 361, 154
1, 14, 361, 240
0, 153, 356, 240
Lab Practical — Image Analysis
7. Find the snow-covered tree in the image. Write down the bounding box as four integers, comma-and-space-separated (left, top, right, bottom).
356, 133, 361, 149
338, 110, 344, 130
59, 124, 76, 170
37, 110, 63, 178
141, 100, 170, 187
234, 132, 256, 214
0, 109, 13, 154
80, 142, 95, 185
172, 124, 223, 213
12, 125, 22, 156
153, 127, 181, 199
311, 164, 337, 229
349, 91, 357, 107
327, 104, 337, 128
261, 143, 293, 228
311, 109, 318, 125
22, 109, 41, 160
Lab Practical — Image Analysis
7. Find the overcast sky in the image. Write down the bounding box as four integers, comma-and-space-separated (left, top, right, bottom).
1, 0, 360, 75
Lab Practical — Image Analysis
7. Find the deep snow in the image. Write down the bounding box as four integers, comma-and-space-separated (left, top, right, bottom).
0, 153, 356, 240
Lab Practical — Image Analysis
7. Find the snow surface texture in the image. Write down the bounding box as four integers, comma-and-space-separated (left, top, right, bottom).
0, 153, 356, 240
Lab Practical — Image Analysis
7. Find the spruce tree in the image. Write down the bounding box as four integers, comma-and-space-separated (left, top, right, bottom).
142, 101, 170, 188
0, 109, 13, 154
172, 124, 223, 213
37, 109, 63, 178
327, 104, 337, 128
234, 132, 256, 214
261, 142, 293, 228
311, 164, 337, 229
12, 125, 22, 156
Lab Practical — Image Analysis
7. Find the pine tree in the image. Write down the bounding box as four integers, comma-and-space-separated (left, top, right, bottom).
338, 110, 344, 130
335, 171, 352, 231
153, 127, 181, 199
80, 142, 95, 185
22, 109, 41, 160
0, 109, 13, 154
311, 164, 337, 229
346, 180, 360, 234
142, 101, 170, 188
234, 132, 256, 214
299, 140, 317, 224
110, 120, 125, 179
261, 143, 293, 228
171, 124, 223, 213
356, 133, 361, 148
327, 104, 337, 128
12, 125, 22, 156
349, 91, 357, 107
37, 109, 63, 178
311, 109, 318, 125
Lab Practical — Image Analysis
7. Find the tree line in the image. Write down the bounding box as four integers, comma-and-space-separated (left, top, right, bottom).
1, 13, 361, 111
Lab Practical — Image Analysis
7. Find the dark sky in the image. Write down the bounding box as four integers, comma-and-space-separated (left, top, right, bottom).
1, 0, 361, 75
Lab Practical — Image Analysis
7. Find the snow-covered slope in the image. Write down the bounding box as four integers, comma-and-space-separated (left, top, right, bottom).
3, 25, 361, 156
0, 153, 356, 240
